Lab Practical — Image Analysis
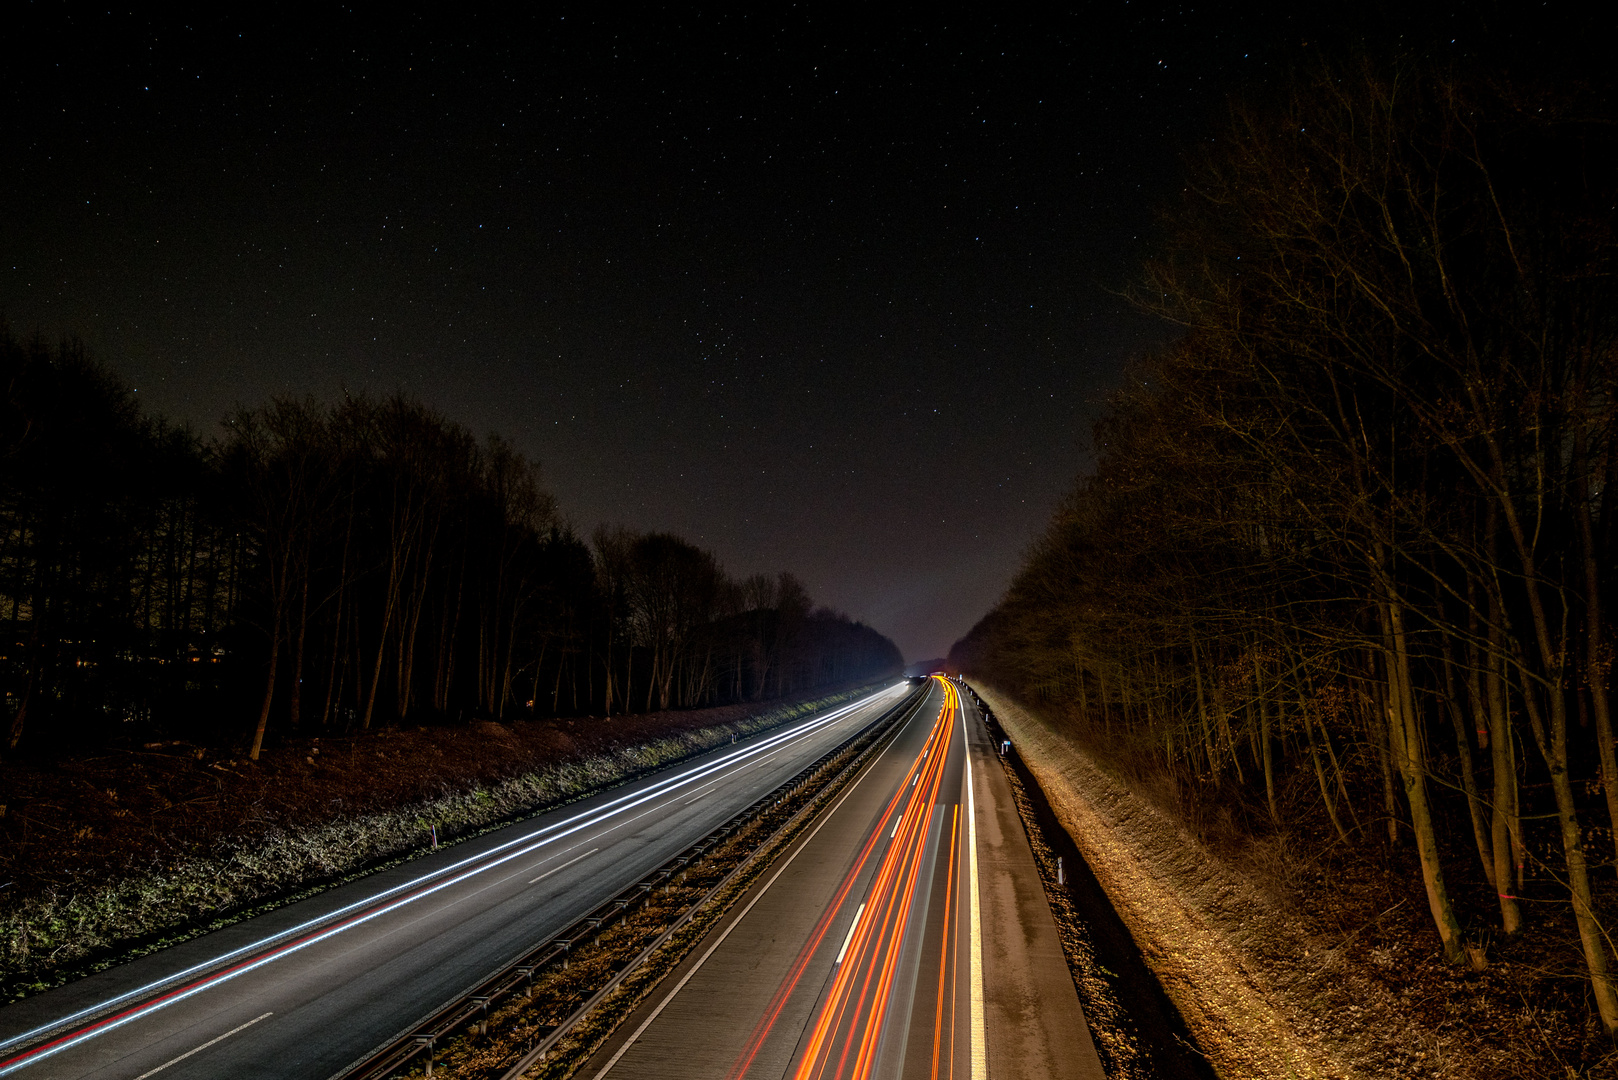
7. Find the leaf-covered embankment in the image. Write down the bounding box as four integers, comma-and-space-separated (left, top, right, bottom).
0, 682, 883, 1001
976, 684, 1478, 1080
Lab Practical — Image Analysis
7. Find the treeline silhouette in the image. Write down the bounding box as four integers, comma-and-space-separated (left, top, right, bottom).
951, 55, 1618, 1025
0, 332, 900, 759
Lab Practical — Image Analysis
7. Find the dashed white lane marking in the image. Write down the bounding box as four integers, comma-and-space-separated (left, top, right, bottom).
835, 903, 867, 965
588, 697, 922, 1080
133, 1012, 272, 1079
530, 848, 599, 884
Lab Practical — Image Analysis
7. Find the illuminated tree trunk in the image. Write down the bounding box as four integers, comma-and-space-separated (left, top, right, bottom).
1484, 638, 1522, 933
250, 607, 281, 761
1515, 654, 1618, 1029
397, 536, 437, 720
1574, 419, 1618, 870
320, 505, 354, 730
1364, 672, 1400, 848
434, 548, 464, 712
1302, 695, 1348, 841
361, 550, 403, 731
1441, 638, 1493, 889
1255, 650, 1278, 824
1378, 593, 1464, 964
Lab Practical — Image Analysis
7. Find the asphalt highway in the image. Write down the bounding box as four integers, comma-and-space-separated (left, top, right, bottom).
0, 683, 912, 1080
582, 676, 1103, 1080
582, 675, 973, 1080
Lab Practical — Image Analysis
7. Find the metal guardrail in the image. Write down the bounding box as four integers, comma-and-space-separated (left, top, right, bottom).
335, 684, 928, 1080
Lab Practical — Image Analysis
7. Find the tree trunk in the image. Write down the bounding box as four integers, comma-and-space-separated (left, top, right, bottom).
434, 549, 465, 712
1099, 665, 1112, 737
1515, 655, 1618, 1030
250, 609, 281, 761
1379, 598, 1464, 964
361, 577, 400, 731
1495, 456, 1618, 1026
321, 501, 354, 729
600, 625, 613, 715
1302, 696, 1349, 841
1210, 682, 1244, 784
659, 645, 677, 711
288, 576, 309, 729
1485, 641, 1522, 933
397, 541, 436, 721
1479, 515, 1525, 926
1190, 635, 1215, 779
624, 643, 635, 718
1365, 672, 1400, 847
529, 635, 549, 716
1255, 651, 1278, 824
1575, 433, 1618, 869
1442, 638, 1493, 888
7, 674, 33, 753
497, 601, 523, 718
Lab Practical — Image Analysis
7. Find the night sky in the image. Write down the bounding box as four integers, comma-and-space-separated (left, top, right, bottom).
1, 6, 1484, 660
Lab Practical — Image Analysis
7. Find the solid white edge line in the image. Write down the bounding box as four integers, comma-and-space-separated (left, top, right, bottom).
0, 686, 907, 1074
588, 689, 916, 1080
962, 686, 987, 1080
131, 1011, 272, 1079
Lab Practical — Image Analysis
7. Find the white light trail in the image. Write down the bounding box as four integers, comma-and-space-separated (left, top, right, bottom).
0, 686, 905, 1076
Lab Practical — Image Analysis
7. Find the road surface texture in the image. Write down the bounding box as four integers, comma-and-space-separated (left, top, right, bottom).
580, 676, 1103, 1080
0, 684, 913, 1080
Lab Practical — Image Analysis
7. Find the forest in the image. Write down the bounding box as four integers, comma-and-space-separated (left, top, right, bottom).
951, 55, 1618, 1030
0, 335, 902, 761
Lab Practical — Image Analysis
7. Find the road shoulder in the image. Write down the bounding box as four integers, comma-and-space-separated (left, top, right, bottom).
963, 699, 1107, 1080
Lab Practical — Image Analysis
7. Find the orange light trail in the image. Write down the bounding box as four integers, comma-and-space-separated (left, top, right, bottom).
785, 675, 966, 1080
724, 687, 950, 1080
931, 803, 960, 1080
817, 722, 939, 1079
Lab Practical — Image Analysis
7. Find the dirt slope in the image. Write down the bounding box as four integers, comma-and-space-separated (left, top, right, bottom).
977, 685, 1470, 1080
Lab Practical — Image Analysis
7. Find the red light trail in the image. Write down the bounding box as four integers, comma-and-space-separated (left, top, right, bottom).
776, 676, 970, 1080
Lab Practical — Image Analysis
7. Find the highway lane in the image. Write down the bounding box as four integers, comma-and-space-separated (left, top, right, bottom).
787, 676, 975, 1080
585, 675, 980, 1080
0, 683, 913, 1080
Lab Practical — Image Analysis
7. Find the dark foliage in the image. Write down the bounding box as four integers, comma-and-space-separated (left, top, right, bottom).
0, 331, 901, 758
952, 51, 1618, 1030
